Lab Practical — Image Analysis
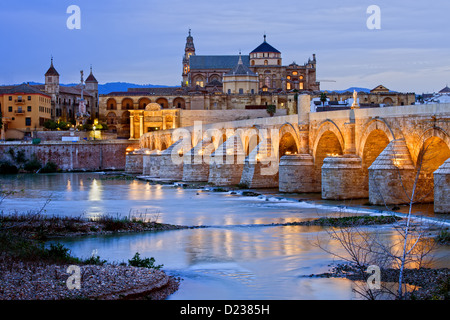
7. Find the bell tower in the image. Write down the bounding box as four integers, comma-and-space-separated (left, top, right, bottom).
45, 56, 60, 95
182, 29, 195, 87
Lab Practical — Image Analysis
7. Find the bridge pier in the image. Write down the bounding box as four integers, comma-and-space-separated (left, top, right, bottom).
321, 155, 367, 200
182, 139, 215, 182
240, 139, 278, 188
125, 149, 146, 174
279, 154, 319, 193
142, 140, 185, 180
434, 158, 450, 213
208, 134, 246, 186
368, 139, 416, 205
142, 151, 161, 176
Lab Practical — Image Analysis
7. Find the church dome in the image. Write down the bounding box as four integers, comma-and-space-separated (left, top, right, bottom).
250, 35, 280, 54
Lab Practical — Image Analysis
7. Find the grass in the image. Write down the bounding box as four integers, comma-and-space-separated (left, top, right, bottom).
436, 229, 450, 244
0, 211, 185, 240
278, 215, 403, 227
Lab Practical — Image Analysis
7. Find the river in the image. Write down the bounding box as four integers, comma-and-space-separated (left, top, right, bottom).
0, 172, 448, 300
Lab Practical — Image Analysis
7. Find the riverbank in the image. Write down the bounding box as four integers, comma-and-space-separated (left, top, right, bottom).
312, 263, 450, 300
0, 254, 180, 300
0, 213, 186, 300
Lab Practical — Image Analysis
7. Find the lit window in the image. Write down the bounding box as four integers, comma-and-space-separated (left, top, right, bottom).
292, 71, 298, 76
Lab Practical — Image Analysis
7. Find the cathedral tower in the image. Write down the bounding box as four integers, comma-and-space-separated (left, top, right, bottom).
182, 29, 195, 87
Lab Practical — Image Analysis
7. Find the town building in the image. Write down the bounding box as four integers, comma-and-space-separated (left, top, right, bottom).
0, 83, 52, 140
32, 58, 99, 123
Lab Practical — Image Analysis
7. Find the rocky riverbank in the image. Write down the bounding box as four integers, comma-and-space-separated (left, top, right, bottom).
0, 213, 187, 300
0, 254, 179, 300
312, 263, 449, 300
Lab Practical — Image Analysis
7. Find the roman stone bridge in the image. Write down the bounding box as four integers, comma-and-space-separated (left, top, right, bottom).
126, 95, 450, 213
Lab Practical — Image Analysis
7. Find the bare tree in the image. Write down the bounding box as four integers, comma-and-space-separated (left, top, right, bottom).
317, 139, 447, 300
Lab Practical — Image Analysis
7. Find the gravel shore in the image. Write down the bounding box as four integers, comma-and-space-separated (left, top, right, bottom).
0, 254, 179, 300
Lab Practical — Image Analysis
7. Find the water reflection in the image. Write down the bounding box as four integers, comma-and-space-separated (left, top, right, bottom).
1, 173, 449, 300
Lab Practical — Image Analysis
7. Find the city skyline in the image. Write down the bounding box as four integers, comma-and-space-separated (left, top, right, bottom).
1, 0, 449, 93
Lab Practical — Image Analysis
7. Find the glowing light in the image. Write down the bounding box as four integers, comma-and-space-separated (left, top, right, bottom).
326, 153, 340, 157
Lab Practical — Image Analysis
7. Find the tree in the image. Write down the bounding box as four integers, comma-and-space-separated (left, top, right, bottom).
316, 139, 447, 299
266, 104, 276, 117
320, 92, 327, 106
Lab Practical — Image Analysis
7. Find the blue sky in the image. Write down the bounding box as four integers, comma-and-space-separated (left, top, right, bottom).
1, 0, 449, 93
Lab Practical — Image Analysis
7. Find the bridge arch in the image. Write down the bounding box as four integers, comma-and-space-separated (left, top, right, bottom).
358, 118, 397, 157
412, 126, 450, 166
410, 127, 450, 202
312, 120, 345, 159
242, 127, 260, 156
279, 123, 300, 158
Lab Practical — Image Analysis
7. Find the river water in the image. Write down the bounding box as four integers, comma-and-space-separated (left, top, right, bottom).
1, 172, 449, 300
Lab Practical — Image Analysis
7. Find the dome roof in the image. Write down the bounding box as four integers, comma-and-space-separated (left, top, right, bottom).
250, 35, 280, 54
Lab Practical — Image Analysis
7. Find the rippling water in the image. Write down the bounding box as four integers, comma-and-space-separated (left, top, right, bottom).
1, 172, 448, 300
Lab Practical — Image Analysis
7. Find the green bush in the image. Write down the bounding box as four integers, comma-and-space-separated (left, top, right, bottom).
43, 120, 58, 130
39, 161, 58, 173
23, 156, 42, 172
0, 161, 19, 174
266, 104, 276, 116
82, 255, 107, 265
128, 252, 163, 270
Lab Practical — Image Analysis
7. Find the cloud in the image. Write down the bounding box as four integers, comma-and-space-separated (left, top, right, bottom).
0, 0, 449, 92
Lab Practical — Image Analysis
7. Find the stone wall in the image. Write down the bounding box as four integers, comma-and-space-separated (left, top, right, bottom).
0, 140, 139, 171
32, 130, 117, 142
434, 158, 450, 213
179, 109, 287, 128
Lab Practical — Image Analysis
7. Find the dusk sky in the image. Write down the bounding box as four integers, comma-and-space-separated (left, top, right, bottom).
1, 0, 449, 93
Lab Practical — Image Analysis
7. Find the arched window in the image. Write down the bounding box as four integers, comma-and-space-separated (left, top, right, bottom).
265, 76, 271, 88
264, 60, 268, 66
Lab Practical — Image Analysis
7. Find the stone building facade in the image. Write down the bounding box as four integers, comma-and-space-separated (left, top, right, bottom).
34, 58, 99, 123
99, 31, 417, 140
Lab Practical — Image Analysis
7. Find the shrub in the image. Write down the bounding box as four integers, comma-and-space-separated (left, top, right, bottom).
43, 120, 58, 130
82, 255, 107, 265
128, 252, 163, 270
266, 104, 276, 116
23, 156, 42, 172
39, 161, 58, 173
0, 161, 19, 174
